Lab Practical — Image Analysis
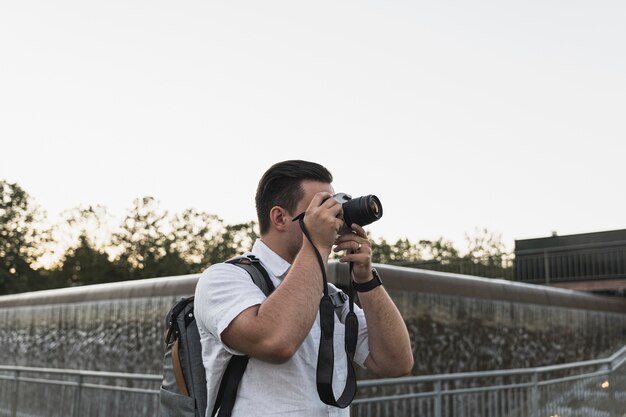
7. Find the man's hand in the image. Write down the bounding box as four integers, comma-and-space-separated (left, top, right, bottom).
335, 224, 415, 377
302, 192, 344, 256
333, 224, 373, 283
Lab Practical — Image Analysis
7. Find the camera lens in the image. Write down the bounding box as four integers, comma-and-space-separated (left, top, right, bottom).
342, 194, 383, 228
369, 199, 381, 216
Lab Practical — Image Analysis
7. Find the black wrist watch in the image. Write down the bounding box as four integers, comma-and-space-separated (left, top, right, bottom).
352, 268, 383, 292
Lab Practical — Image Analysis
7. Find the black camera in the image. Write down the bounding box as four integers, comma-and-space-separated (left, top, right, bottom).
332, 193, 383, 233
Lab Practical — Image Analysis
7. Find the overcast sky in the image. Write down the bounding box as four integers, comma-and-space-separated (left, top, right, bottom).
1, 0, 625, 253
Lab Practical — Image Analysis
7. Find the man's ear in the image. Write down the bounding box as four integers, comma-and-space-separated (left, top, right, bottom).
269, 206, 289, 231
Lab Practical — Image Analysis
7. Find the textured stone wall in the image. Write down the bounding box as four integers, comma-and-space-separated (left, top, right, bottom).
1, 290, 624, 377
391, 290, 626, 376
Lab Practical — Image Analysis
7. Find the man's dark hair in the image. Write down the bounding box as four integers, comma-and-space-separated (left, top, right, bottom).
255, 160, 333, 235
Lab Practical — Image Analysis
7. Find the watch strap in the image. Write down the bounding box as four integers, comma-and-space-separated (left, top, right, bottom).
352, 268, 382, 292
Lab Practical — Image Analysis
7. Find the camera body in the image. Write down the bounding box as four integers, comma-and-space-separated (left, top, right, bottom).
332, 193, 383, 234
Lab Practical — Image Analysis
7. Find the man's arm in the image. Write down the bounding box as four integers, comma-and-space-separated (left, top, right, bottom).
357, 278, 414, 377
335, 225, 414, 377
220, 192, 342, 363
219, 241, 323, 363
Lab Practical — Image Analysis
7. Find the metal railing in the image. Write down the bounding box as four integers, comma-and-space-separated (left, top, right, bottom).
396, 256, 515, 280
2, 344, 625, 417
0, 366, 161, 417
353, 344, 626, 417
515, 245, 626, 285
391, 245, 626, 285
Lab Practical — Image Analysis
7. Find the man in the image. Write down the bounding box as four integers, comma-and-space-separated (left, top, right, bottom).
195, 160, 413, 416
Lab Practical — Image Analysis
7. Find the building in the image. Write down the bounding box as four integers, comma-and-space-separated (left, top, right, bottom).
514, 229, 626, 295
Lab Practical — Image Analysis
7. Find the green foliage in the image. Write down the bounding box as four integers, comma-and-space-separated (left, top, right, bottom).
50, 234, 120, 287
372, 237, 459, 265
0, 180, 49, 294
56, 205, 113, 252
0, 180, 514, 294
372, 237, 422, 264
168, 209, 257, 273
211, 221, 259, 264
419, 238, 460, 262
373, 232, 513, 279
110, 197, 190, 280
464, 227, 508, 267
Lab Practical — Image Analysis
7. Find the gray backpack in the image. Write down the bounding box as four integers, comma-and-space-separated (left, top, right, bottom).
159, 255, 348, 417
159, 255, 275, 417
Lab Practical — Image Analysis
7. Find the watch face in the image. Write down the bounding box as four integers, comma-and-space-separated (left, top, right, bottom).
372, 268, 381, 281
370, 269, 382, 285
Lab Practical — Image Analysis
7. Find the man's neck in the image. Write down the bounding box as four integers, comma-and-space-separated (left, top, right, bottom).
259, 235, 295, 264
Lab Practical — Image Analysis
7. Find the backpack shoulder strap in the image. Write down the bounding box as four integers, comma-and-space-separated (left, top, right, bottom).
228, 255, 344, 316
210, 255, 275, 417
226, 254, 275, 296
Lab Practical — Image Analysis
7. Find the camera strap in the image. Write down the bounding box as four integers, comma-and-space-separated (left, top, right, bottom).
293, 213, 358, 409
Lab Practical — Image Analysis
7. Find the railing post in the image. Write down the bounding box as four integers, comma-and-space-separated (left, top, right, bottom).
11, 369, 20, 417
543, 251, 550, 284
434, 380, 442, 417
529, 372, 540, 417
74, 373, 83, 417
608, 363, 617, 417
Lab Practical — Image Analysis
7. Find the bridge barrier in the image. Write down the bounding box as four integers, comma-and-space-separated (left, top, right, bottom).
1, 343, 625, 417
1, 262, 626, 416
352, 343, 626, 417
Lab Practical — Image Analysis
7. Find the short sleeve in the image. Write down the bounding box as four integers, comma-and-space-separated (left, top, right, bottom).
194, 263, 267, 355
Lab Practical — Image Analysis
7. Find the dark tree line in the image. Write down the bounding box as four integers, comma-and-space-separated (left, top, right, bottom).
1, 181, 48, 294
372, 231, 513, 279
0, 180, 512, 295
0, 181, 259, 295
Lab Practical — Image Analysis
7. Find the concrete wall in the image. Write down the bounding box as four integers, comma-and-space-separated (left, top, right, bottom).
1, 262, 625, 376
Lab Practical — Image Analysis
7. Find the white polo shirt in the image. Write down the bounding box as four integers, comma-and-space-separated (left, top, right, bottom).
194, 239, 370, 417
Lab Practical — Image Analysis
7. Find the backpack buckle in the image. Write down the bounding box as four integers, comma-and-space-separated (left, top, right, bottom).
235, 255, 260, 265
329, 290, 348, 309
245, 254, 260, 263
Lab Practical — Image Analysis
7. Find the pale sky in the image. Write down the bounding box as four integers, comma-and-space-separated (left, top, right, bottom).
1, 0, 625, 254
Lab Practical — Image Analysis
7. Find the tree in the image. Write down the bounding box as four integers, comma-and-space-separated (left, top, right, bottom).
210, 221, 259, 264
419, 238, 460, 263
372, 237, 393, 264
0, 180, 49, 294
47, 205, 122, 286
51, 233, 120, 287
54, 205, 114, 254
372, 237, 423, 264
464, 228, 508, 267
169, 209, 230, 273
111, 197, 189, 280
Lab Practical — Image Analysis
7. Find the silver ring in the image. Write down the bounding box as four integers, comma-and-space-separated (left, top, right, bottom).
357, 243, 362, 251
